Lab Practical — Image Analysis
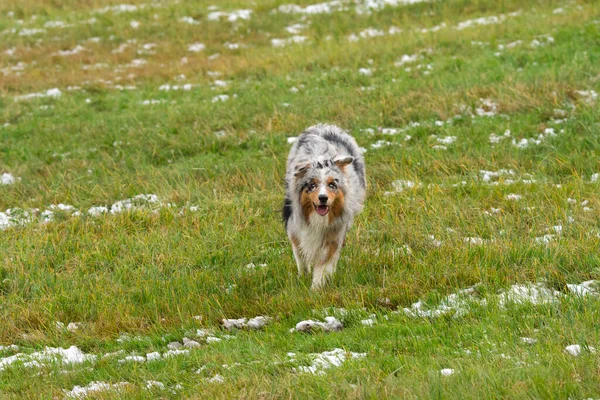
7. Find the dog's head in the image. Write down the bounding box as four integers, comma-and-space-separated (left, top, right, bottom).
294, 156, 353, 221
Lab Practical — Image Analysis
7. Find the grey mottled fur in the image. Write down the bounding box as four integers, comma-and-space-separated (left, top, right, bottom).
283, 124, 366, 289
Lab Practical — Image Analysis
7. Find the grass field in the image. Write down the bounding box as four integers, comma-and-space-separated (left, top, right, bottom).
1, 0, 600, 398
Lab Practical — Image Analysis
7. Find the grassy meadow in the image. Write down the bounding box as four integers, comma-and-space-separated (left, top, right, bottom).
1, 0, 600, 397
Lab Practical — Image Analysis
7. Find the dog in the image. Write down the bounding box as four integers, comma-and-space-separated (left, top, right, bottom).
283, 124, 366, 289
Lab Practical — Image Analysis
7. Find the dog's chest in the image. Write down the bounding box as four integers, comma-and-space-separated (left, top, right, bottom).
297, 215, 338, 263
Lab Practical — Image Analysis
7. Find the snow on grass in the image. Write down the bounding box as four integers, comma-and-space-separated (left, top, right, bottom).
575, 90, 598, 105
212, 94, 230, 102
394, 54, 419, 66
348, 26, 401, 41
566, 280, 599, 296
489, 129, 512, 144
142, 99, 167, 105
355, 0, 430, 14
285, 23, 308, 34
278, 0, 429, 15
64, 381, 129, 399
207, 10, 252, 22
292, 317, 343, 333
54, 45, 86, 56
521, 337, 537, 344
360, 318, 376, 326
277, 1, 346, 14
1, 173, 17, 185
159, 83, 192, 91
221, 316, 272, 330
0, 346, 96, 371
180, 16, 200, 25
455, 12, 520, 30
512, 127, 560, 149
14, 88, 62, 101
384, 180, 421, 195
188, 42, 205, 52
564, 344, 596, 357
271, 36, 308, 47
370, 140, 396, 149
207, 374, 225, 383
402, 285, 483, 318
505, 193, 522, 201
497, 283, 561, 307
1, 194, 164, 230
289, 348, 366, 375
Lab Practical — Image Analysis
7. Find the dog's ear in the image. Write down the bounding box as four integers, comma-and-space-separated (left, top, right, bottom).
334, 156, 354, 169
294, 163, 311, 178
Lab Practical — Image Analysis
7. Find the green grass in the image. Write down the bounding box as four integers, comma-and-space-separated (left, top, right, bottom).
1, 0, 600, 398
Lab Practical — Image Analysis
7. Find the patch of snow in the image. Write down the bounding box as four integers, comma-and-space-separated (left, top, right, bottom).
207, 374, 225, 383
564, 344, 596, 357
180, 16, 199, 25
498, 283, 561, 307
1, 173, 17, 185
14, 88, 62, 101
384, 179, 421, 195
271, 36, 308, 47
291, 348, 365, 375
521, 337, 537, 344
566, 280, 599, 297
505, 194, 522, 201
293, 317, 343, 333
188, 42, 205, 52
207, 10, 252, 22
64, 381, 128, 398
360, 318, 376, 326
403, 285, 483, 318
0, 346, 96, 371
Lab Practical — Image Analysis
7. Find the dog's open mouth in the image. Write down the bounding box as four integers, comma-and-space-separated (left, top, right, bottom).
315, 205, 329, 216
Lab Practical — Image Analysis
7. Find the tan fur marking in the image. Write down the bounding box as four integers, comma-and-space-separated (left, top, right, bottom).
300, 190, 314, 223
323, 240, 339, 264
291, 235, 300, 247
328, 188, 345, 223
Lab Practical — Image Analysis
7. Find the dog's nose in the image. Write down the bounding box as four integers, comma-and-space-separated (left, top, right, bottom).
318, 194, 328, 203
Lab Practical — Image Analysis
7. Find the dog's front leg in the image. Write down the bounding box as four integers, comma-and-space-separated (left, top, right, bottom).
310, 240, 342, 290
290, 236, 309, 277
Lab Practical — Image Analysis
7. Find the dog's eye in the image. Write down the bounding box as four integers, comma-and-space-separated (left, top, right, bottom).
328, 182, 337, 190
308, 183, 317, 192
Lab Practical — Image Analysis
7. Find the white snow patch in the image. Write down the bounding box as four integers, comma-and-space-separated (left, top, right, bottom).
291, 348, 365, 375
271, 36, 308, 47
0, 346, 96, 371
565, 344, 596, 357
497, 283, 561, 307
384, 180, 421, 195
188, 42, 205, 52
521, 337, 537, 344
566, 280, 599, 297
14, 88, 62, 101
64, 381, 128, 398
293, 317, 343, 333
403, 286, 483, 318
1, 173, 17, 185
207, 10, 252, 22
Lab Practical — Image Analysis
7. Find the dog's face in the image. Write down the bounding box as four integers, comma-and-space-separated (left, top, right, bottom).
294, 157, 353, 222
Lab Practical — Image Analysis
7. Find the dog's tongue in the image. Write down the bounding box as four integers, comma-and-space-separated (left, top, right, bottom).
316, 205, 329, 216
